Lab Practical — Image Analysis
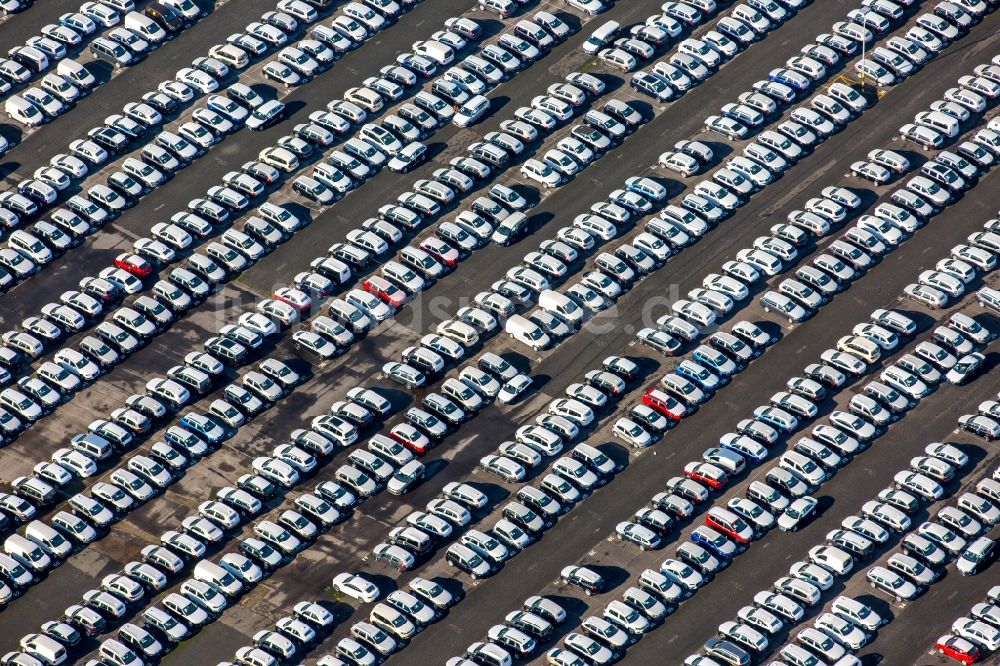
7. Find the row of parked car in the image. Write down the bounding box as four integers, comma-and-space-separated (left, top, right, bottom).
0, 7, 616, 636
570, 301, 989, 666
207, 358, 618, 665
285, 77, 654, 361
0, 2, 612, 432
0, 5, 493, 433
582, 97, 1000, 656
0, 1, 303, 279
278, 33, 1000, 660
689, 413, 997, 666
664, 308, 992, 665
452, 592, 575, 666
0, 0, 984, 632
0, 0, 203, 120
2, 0, 207, 129
627, 0, 811, 105
897, 67, 1000, 155
0, 0, 412, 283
639, 286, 994, 663
704, 65, 1000, 337
0, 4, 551, 390
1, 360, 398, 662
638, 1, 966, 334
689, 596, 888, 666
934, 581, 1000, 664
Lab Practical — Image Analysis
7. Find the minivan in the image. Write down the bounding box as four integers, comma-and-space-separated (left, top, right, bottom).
916, 110, 959, 137
125, 11, 168, 43
71, 433, 114, 461
413, 40, 454, 65
5, 96, 44, 127
4, 533, 52, 573
90, 37, 134, 69
100, 638, 142, 666
193, 560, 243, 597
539, 289, 583, 326
20, 633, 66, 665
145, 1, 184, 31
949, 312, 992, 344
491, 212, 529, 246
25, 520, 72, 559
259, 146, 299, 173
583, 20, 619, 54
505, 314, 550, 351
57, 59, 97, 89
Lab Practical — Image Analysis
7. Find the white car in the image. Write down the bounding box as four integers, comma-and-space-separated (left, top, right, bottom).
521, 159, 562, 188
332, 572, 380, 603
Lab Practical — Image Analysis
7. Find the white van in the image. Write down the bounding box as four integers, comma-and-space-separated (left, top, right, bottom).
915, 110, 959, 138
505, 315, 551, 351
809, 545, 853, 575
15, 46, 48, 73
25, 520, 72, 559
583, 20, 619, 54
413, 40, 454, 65
20, 633, 66, 664
5, 96, 44, 127
538, 289, 583, 326
193, 559, 243, 597
57, 60, 96, 90
4, 533, 51, 573
125, 11, 168, 44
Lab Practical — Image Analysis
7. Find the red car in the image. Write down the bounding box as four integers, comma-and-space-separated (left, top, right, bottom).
390, 423, 432, 454
642, 388, 687, 421
935, 635, 981, 664
684, 462, 728, 490
705, 508, 753, 544
273, 287, 312, 312
114, 253, 152, 278
364, 276, 407, 308
420, 237, 460, 267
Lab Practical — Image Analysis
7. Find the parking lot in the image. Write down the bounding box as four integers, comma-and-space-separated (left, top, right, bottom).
1, 0, 1000, 664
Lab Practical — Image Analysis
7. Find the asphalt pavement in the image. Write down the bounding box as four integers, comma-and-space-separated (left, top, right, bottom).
2, 0, 1000, 664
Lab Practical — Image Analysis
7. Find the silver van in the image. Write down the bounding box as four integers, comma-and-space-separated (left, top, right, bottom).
71, 433, 114, 461
99, 638, 142, 666
978, 286, 1000, 313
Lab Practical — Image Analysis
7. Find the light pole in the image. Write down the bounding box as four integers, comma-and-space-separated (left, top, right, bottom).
860, 34, 866, 88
